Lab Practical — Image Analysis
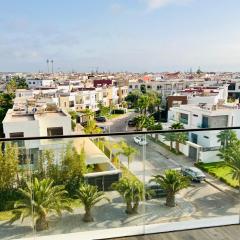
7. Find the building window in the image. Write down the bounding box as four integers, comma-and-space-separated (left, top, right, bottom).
129, 85, 132, 88
33, 82, 35, 84
47, 127, 63, 136
202, 116, 209, 128
10, 132, 24, 138
135, 85, 138, 88
191, 133, 198, 144
147, 85, 151, 89
10, 132, 24, 147
69, 101, 74, 107
19, 153, 34, 165
179, 113, 188, 124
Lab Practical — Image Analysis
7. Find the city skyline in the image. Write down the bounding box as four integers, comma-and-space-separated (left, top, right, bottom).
1, 0, 240, 72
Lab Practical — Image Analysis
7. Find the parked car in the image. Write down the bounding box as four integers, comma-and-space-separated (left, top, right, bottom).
128, 119, 136, 127
133, 136, 148, 145
145, 182, 166, 200
95, 116, 107, 122
181, 166, 206, 182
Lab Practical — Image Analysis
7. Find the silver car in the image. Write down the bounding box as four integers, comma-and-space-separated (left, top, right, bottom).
181, 167, 206, 182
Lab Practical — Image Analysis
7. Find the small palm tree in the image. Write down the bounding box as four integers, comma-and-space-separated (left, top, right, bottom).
171, 122, 184, 129
118, 140, 138, 169
112, 178, 144, 214
84, 119, 102, 134
84, 109, 95, 122
217, 130, 237, 148
76, 183, 110, 222
10, 178, 72, 231
151, 170, 190, 207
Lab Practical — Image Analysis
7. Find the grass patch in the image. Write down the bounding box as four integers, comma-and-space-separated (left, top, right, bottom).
0, 210, 14, 221
108, 114, 124, 120
197, 162, 239, 188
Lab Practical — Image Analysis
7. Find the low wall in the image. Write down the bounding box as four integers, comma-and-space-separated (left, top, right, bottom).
199, 150, 221, 163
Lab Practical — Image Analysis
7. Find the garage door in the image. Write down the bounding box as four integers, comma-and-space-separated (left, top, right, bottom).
189, 146, 198, 161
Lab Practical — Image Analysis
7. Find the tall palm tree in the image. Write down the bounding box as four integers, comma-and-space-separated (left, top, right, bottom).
112, 178, 144, 214
151, 170, 190, 207
76, 183, 110, 222
10, 178, 72, 231
137, 95, 150, 115
174, 132, 188, 153
218, 141, 240, 191
164, 122, 185, 152
217, 130, 237, 148
163, 132, 176, 151
118, 141, 138, 169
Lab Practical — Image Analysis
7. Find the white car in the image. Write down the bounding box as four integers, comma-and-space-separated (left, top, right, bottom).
133, 136, 148, 146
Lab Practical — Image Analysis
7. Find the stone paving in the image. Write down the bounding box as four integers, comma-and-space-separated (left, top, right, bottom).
0, 192, 195, 240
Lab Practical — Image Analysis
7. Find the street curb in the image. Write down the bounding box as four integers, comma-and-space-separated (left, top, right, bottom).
204, 179, 239, 200
204, 179, 225, 192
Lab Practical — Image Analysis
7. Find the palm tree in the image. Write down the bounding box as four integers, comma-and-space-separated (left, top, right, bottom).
218, 141, 240, 192
171, 122, 184, 129
174, 132, 188, 153
10, 178, 72, 231
163, 132, 176, 151
112, 178, 144, 214
76, 183, 110, 222
217, 130, 238, 148
151, 170, 190, 207
84, 108, 95, 122
118, 141, 138, 169
84, 119, 102, 134
147, 91, 161, 114
137, 95, 150, 115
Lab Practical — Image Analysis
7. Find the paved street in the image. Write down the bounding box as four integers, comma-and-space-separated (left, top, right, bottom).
107, 132, 240, 221
96, 111, 137, 133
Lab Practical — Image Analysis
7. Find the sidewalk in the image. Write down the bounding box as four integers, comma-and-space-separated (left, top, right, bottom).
148, 136, 240, 197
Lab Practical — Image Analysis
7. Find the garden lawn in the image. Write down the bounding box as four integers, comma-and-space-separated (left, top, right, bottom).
0, 210, 14, 221
198, 162, 239, 188
108, 114, 124, 120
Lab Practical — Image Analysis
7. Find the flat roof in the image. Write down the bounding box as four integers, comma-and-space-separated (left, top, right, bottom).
3, 110, 35, 123
34, 111, 67, 118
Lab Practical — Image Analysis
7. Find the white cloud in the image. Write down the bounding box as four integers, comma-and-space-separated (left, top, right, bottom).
146, 0, 192, 10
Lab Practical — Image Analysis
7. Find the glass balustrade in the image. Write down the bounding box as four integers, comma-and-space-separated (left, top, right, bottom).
0, 128, 239, 240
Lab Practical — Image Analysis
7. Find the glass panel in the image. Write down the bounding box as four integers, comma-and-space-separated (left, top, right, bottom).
0, 129, 239, 239
145, 130, 240, 230
0, 141, 35, 240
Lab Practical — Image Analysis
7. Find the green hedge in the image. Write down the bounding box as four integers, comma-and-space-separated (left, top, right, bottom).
195, 162, 239, 189
111, 109, 125, 114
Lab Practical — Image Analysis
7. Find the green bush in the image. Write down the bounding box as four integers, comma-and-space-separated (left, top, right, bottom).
111, 109, 125, 114
0, 189, 21, 211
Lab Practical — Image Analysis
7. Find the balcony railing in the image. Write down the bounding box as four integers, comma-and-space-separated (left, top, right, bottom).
0, 127, 239, 240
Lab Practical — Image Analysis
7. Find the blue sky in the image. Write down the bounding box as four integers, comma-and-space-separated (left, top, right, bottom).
1, 0, 240, 72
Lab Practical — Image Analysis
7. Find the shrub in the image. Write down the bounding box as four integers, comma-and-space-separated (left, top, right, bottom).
111, 109, 125, 114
